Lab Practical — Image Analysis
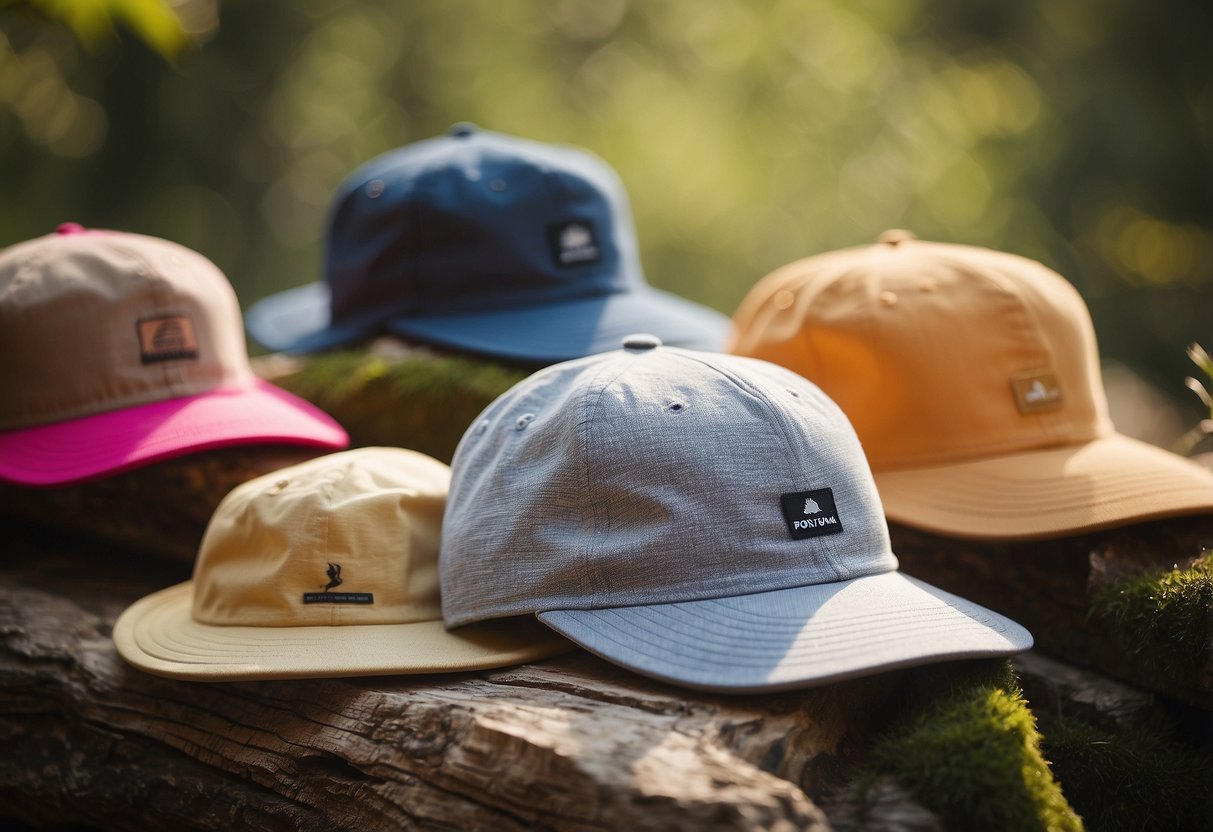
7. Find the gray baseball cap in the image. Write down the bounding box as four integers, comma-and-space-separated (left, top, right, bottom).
440, 334, 1032, 693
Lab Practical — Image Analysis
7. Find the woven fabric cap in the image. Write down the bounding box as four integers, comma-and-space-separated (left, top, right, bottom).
440, 338, 1031, 692
244, 124, 728, 362
0, 225, 348, 486
727, 231, 1213, 539
113, 447, 570, 681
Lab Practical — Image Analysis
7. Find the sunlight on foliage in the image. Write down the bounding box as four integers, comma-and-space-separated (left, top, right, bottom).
10, 0, 194, 57
1175, 344, 1213, 456
0, 0, 1207, 401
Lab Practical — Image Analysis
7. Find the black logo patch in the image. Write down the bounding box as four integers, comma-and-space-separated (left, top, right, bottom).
780, 488, 844, 540
302, 562, 373, 604
303, 592, 375, 604
547, 219, 602, 267
137, 315, 199, 364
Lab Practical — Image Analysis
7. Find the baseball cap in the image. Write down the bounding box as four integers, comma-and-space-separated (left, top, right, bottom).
439, 335, 1031, 693
245, 124, 729, 362
0, 225, 349, 487
728, 230, 1213, 539
114, 447, 570, 681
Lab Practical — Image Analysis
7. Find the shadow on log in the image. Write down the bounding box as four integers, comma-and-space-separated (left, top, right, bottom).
0, 446, 326, 565
890, 515, 1213, 708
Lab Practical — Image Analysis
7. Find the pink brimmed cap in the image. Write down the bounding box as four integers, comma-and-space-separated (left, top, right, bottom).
0, 224, 349, 486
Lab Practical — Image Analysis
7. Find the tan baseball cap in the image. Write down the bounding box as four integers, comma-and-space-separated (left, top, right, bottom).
114, 446, 570, 680
728, 230, 1213, 540
0, 224, 348, 486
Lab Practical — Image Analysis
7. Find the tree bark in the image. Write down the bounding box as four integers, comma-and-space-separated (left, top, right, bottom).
1, 524, 916, 832
890, 515, 1213, 708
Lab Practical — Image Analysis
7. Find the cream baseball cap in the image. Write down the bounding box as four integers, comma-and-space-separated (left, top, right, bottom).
114, 447, 570, 680
0, 224, 348, 486
728, 230, 1213, 540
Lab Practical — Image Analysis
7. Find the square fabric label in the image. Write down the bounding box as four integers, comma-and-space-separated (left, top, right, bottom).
780, 488, 844, 540
137, 314, 199, 364
547, 219, 602, 267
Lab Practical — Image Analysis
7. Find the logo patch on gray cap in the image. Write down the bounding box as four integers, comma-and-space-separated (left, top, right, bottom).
780, 488, 843, 540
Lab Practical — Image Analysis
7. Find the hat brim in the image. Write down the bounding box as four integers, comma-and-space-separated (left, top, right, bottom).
0, 380, 349, 487
114, 582, 573, 681
245, 282, 388, 354
536, 571, 1031, 693
386, 288, 730, 364
873, 433, 1213, 540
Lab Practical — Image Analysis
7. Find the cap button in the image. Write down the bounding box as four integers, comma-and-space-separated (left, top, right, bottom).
622, 333, 662, 352
449, 122, 478, 138
57, 222, 85, 235
878, 229, 916, 246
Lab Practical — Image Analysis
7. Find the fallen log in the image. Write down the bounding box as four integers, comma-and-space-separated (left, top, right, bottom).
0, 523, 892, 831
0, 519, 1093, 831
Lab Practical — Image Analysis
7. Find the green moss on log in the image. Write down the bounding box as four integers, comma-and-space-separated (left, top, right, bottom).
1039, 711, 1213, 832
266, 348, 528, 463
1091, 550, 1213, 679
860, 661, 1082, 831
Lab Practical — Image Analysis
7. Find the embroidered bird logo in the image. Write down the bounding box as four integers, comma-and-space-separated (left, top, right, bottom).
324, 562, 343, 591
803, 498, 821, 515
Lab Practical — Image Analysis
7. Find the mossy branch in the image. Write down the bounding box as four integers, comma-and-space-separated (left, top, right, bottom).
256, 342, 528, 463
1040, 712, 1213, 831
1090, 550, 1213, 680
858, 661, 1083, 831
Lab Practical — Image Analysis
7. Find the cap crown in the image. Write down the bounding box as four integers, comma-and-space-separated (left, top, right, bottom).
325, 126, 642, 327
0, 227, 251, 430
729, 234, 1113, 469
440, 344, 897, 626
191, 447, 449, 627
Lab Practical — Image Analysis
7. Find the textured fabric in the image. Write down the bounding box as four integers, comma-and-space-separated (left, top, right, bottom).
441, 345, 896, 625
245, 124, 729, 360
440, 341, 1031, 692
113, 447, 570, 681
0, 225, 347, 486
728, 230, 1213, 538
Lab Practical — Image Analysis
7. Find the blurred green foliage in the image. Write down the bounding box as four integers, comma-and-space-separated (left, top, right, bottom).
1177, 343, 1213, 455
1, 0, 1209, 406
2, 0, 188, 56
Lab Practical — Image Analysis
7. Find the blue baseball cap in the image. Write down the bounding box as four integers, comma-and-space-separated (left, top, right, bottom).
245, 124, 729, 362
